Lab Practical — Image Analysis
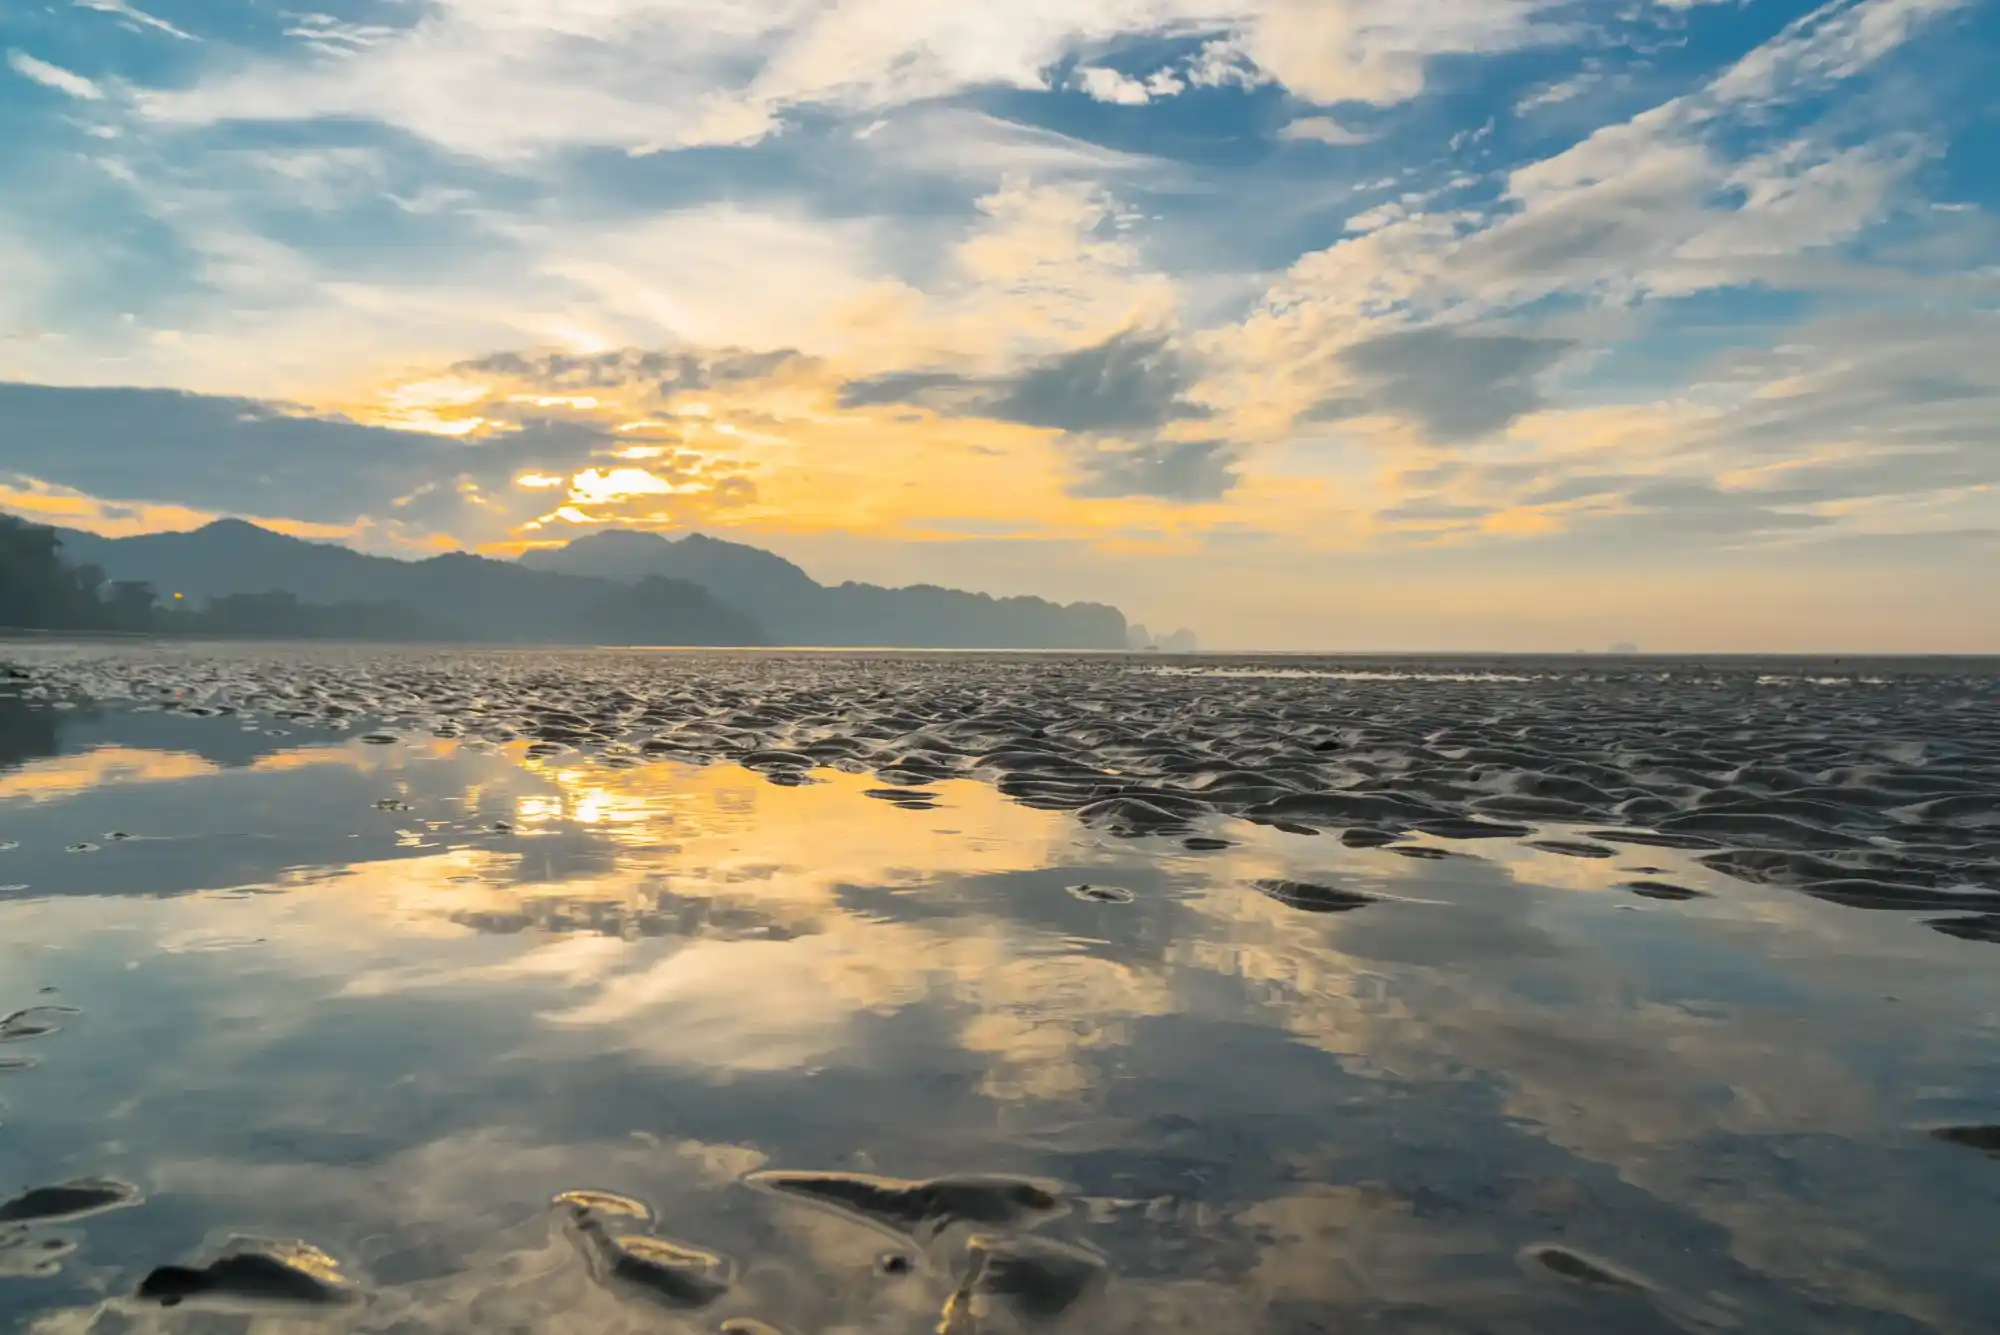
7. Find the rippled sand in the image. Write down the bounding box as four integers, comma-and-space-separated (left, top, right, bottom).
1, 646, 1997, 1333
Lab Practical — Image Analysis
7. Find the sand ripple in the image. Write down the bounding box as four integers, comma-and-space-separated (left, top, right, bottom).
9, 648, 1999, 937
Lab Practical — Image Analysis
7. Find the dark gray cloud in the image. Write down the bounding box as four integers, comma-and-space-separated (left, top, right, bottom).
1618, 480, 1834, 538
1066, 438, 1239, 502
837, 332, 1234, 502
0, 381, 608, 526
986, 331, 1210, 433
1313, 326, 1573, 441
836, 370, 990, 413
1379, 499, 1493, 523
1520, 474, 1626, 506
1379, 472, 1838, 551
836, 330, 1210, 433
457, 346, 811, 397
838, 371, 961, 407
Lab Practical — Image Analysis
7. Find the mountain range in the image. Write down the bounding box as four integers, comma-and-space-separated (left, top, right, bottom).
519, 530, 1124, 648
38, 520, 1130, 649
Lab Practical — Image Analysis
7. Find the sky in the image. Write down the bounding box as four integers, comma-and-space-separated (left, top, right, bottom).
1, 0, 1996, 652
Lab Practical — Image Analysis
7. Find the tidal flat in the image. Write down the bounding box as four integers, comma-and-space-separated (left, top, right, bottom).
1, 645, 1997, 1333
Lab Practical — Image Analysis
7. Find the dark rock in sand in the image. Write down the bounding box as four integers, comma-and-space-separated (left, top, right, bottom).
747, 1171, 1065, 1240
0, 1178, 140, 1223
1341, 827, 1400, 848
138, 1243, 356, 1307
1521, 1243, 1650, 1291
1928, 914, 2000, 944
1625, 881, 1708, 901
0, 1006, 79, 1042
1525, 838, 1618, 859
1252, 879, 1378, 913
1803, 880, 2000, 911
1929, 1125, 2000, 1155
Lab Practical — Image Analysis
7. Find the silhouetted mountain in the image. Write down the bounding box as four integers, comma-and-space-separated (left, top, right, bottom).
519, 529, 1127, 649
27, 518, 763, 645
1123, 622, 1199, 653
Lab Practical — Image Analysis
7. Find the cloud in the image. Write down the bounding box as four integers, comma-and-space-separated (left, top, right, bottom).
1067, 437, 1240, 501
1221, 0, 1569, 107
1312, 326, 1573, 442
1212, 0, 1969, 451
1278, 116, 1375, 146
520, 204, 891, 355
127, 0, 1582, 158
74, 0, 197, 42
836, 370, 980, 411
0, 382, 608, 527
1707, 0, 1973, 108
837, 329, 1240, 502
985, 330, 1211, 433
1513, 70, 1602, 114
1617, 479, 1836, 538
457, 347, 813, 398
857, 108, 1163, 185
2, 0, 1992, 648
1074, 66, 1153, 106
7, 50, 103, 100
839, 330, 1210, 432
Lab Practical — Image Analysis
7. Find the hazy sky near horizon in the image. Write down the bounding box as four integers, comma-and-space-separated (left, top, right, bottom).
2, 0, 1996, 651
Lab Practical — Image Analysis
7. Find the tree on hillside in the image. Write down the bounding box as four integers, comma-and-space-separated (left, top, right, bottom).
107, 580, 159, 628
0, 514, 110, 629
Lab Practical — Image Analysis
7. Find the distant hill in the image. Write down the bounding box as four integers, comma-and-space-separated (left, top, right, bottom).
41, 519, 764, 646
518, 530, 1128, 649
26, 519, 1134, 648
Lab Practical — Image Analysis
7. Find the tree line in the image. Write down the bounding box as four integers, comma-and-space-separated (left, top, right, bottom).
0, 514, 437, 639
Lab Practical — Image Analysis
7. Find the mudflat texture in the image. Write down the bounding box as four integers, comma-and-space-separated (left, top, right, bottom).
1, 647, 1996, 1334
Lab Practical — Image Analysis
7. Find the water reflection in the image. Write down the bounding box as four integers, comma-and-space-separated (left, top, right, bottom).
1, 704, 1997, 1334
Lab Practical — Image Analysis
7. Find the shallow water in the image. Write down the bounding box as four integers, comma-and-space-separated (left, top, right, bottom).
1, 646, 1998, 1334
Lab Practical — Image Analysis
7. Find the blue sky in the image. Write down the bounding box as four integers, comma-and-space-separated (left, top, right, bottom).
2, 0, 1996, 650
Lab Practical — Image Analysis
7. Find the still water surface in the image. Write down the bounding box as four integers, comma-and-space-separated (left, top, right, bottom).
1, 652, 1997, 1334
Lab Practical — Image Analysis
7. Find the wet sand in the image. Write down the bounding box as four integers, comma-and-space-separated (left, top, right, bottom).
0, 646, 1996, 1333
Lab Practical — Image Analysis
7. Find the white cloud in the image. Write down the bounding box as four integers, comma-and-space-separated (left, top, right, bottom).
1192, 0, 1967, 473
1513, 69, 1599, 114
1707, 0, 1971, 107
1343, 200, 1406, 233
74, 0, 197, 42
7, 50, 103, 100
129, 0, 1581, 158
858, 107, 1163, 185
1231, 0, 1562, 106
1279, 115, 1375, 146
525, 204, 887, 354
1075, 65, 1154, 105
544, 937, 876, 1071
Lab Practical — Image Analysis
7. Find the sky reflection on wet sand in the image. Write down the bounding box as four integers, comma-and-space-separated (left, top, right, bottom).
2, 697, 1998, 1334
